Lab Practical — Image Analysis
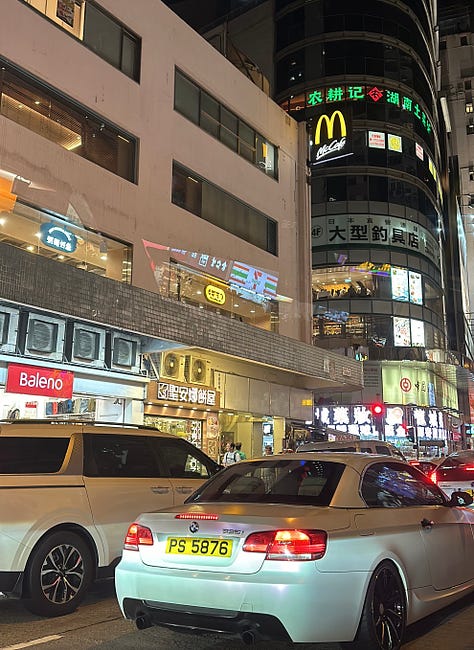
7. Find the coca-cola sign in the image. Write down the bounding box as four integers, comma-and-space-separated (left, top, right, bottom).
6, 363, 74, 398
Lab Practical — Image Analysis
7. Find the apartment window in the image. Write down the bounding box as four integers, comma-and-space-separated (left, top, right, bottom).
172, 162, 278, 255
467, 120, 474, 135
461, 36, 468, 46
466, 103, 473, 114
174, 69, 278, 179
465, 81, 472, 90
21, 0, 141, 81
0, 60, 137, 182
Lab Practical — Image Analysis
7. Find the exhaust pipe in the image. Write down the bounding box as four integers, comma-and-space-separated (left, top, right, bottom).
135, 614, 152, 630
241, 627, 262, 645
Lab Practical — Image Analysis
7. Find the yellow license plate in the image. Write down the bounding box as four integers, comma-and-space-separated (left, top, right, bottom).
166, 537, 233, 557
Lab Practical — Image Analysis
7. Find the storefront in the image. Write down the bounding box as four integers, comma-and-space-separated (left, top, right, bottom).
0, 360, 146, 423
144, 379, 220, 460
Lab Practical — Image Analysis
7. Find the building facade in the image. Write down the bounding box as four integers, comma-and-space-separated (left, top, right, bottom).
0, 0, 362, 459
169, 0, 471, 455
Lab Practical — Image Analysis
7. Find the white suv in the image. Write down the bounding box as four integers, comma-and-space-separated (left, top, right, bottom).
0, 420, 220, 617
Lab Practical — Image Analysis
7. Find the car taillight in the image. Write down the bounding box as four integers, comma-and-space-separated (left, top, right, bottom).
430, 471, 437, 484
124, 523, 154, 551
243, 529, 327, 561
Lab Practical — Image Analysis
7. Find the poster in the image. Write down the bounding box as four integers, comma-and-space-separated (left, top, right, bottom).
368, 131, 386, 149
409, 271, 423, 305
56, 0, 75, 27
411, 319, 425, 347
388, 134, 402, 152
393, 317, 411, 346
391, 267, 409, 301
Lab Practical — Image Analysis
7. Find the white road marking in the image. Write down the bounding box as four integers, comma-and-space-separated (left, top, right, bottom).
0, 636, 62, 650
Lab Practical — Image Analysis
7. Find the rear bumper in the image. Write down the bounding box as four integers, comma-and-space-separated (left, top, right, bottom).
0, 571, 23, 597
122, 597, 291, 642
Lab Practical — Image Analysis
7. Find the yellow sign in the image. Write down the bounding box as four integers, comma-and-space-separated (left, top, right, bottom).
205, 284, 226, 305
314, 110, 347, 144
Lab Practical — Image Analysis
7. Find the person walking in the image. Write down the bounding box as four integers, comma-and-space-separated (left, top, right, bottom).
235, 442, 246, 460
223, 442, 241, 467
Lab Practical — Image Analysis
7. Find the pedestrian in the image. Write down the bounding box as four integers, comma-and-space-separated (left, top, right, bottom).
223, 442, 241, 467
264, 444, 273, 455
235, 442, 247, 460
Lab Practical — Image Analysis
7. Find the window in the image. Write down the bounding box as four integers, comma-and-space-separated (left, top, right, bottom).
466, 103, 473, 114
461, 36, 468, 46
361, 462, 446, 507
0, 60, 137, 182
84, 435, 159, 478
172, 162, 278, 255
21, 0, 141, 81
0, 437, 69, 473
152, 438, 214, 479
187, 458, 345, 506
174, 70, 278, 179
467, 120, 474, 135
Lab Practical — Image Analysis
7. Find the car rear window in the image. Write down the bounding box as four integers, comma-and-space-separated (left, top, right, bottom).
0, 437, 70, 473
186, 459, 345, 506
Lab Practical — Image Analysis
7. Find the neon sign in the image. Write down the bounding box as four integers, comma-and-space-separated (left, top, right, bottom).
289, 84, 433, 137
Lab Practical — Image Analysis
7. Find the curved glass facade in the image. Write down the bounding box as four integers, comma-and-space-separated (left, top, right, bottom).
275, 0, 444, 368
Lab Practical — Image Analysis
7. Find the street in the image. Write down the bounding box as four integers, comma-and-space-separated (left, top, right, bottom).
1, 580, 474, 650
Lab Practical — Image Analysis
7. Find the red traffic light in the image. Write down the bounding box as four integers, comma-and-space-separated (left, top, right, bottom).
369, 403, 385, 417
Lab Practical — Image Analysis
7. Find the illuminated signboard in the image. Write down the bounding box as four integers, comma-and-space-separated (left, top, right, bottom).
205, 284, 226, 305
410, 319, 425, 347
299, 84, 433, 136
229, 262, 278, 298
391, 267, 409, 301
157, 381, 219, 408
393, 317, 411, 347
40, 222, 77, 253
409, 271, 423, 305
388, 134, 402, 152
310, 110, 352, 165
311, 214, 440, 266
415, 142, 424, 160
368, 131, 385, 149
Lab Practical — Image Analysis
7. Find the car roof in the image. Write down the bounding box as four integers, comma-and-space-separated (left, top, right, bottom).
253, 451, 404, 471
0, 419, 176, 438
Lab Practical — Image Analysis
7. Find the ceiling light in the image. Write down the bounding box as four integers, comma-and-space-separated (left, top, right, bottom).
26, 245, 34, 251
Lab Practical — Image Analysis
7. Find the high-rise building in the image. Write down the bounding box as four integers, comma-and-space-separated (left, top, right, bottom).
0, 0, 363, 458
167, 0, 471, 453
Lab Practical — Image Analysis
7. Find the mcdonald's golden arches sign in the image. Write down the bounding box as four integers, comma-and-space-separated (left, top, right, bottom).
310, 109, 353, 165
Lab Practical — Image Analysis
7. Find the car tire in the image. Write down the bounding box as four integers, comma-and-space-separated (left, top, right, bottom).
23, 531, 93, 617
346, 560, 406, 650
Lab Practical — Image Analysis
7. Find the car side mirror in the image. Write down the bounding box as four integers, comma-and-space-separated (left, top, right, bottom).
448, 491, 473, 507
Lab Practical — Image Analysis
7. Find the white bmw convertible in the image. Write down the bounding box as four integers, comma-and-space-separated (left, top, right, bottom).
115, 452, 474, 649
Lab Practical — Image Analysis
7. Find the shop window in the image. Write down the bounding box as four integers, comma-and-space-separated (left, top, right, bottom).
0, 61, 137, 182
2, 201, 132, 282
21, 0, 141, 81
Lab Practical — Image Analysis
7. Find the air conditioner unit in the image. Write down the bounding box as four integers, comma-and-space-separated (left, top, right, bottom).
71, 323, 106, 368
110, 332, 140, 372
25, 313, 65, 361
0, 305, 19, 353
160, 352, 186, 382
185, 355, 212, 385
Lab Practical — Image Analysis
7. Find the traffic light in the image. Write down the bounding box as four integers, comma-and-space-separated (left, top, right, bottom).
369, 402, 385, 418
